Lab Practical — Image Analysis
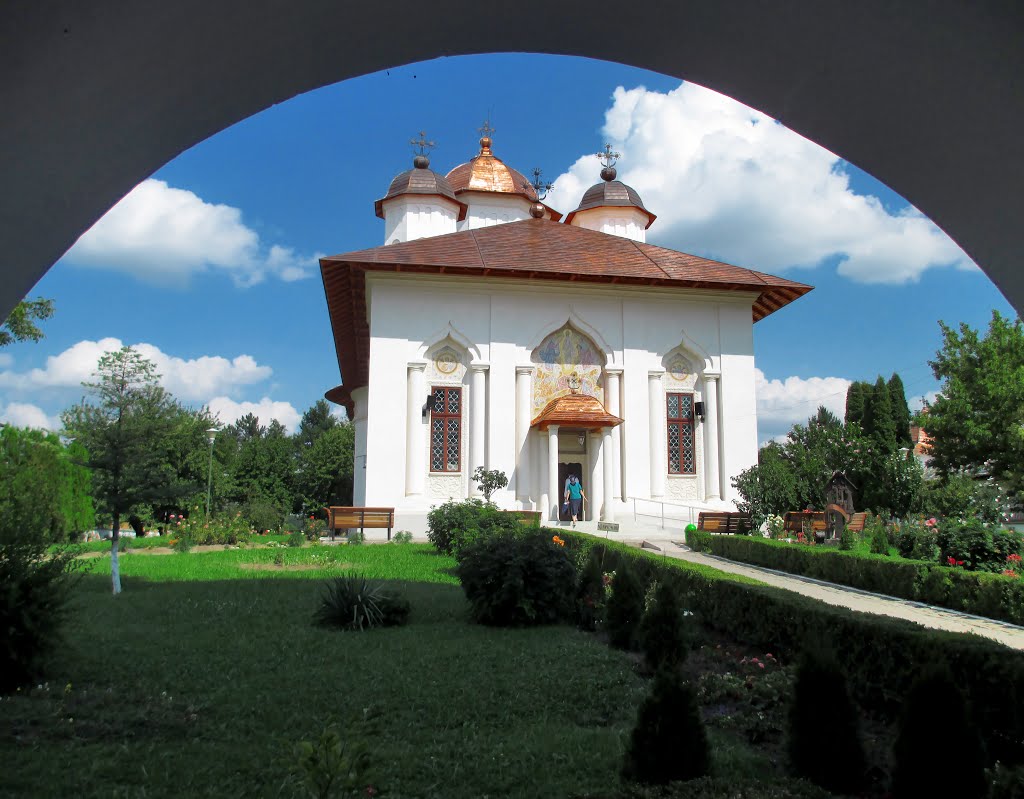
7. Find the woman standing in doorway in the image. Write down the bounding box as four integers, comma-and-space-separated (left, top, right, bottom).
564, 474, 587, 528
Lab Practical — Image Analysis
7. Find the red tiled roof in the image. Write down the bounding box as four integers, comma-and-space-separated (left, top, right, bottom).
531, 394, 623, 431
320, 219, 812, 400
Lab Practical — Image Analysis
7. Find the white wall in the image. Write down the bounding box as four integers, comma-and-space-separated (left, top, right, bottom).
360, 273, 759, 519
382, 195, 460, 243
457, 192, 533, 230
570, 206, 650, 243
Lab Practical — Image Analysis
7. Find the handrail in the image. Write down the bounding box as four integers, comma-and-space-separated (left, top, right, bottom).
628, 496, 699, 529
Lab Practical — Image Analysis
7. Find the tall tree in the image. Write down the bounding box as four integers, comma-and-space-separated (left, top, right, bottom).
295, 400, 339, 450
870, 376, 897, 453
61, 347, 179, 594
844, 381, 867, 427
0, 297, 54, 347
294, 423, 355, 513
923, 311, 1024, 496
887, 373, 913, 449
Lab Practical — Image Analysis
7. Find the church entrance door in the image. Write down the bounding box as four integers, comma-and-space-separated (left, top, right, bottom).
558, 462, 583, 521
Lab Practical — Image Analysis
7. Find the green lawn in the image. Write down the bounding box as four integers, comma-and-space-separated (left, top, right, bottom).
2, 544, 650, 798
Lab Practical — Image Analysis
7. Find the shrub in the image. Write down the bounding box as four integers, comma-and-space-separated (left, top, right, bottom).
0, 534, 81, 692
455, 531, 575, 626
892, 666, 987, 799
684, 528, 712, 553
287, 529, 305, 548
895, 519, 938, 561
314, 575, 410, 631
576, 547, 606, 632
868, 516, 890, 555
392, 530, 413, 544
284, 724, 371, 799
426, 498, 522, 558
606, 561, 646, 650
622, 668, 710, 785
242, 498, 285, 534
639, 582, 690, 671
936, 517, 1023, 572
786, 649, 865, 794
838, 522, 856, 551
470, 467, 508, 501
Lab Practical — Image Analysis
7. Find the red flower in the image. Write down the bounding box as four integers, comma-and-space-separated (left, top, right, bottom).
1007, 553, 1022, 563
1002, 569, 1019, 578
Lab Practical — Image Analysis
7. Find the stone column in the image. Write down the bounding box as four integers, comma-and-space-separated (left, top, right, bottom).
703, 374, 721, 501
469, 362, 488, 495
515, 365, 533, 503
605, 368, 623, 500
547, 425, 560, 521
405, 363, 426, 496
648, 370, 666, 499
602, 426, 616, 522
351, 386, 369, 505
538, 433, 549, 520
589, 430, 603, 523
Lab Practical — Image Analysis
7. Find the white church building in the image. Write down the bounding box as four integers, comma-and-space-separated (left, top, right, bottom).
320, 132, 811, 530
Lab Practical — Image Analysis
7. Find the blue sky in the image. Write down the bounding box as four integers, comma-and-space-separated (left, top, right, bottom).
0, 53, 1013, 443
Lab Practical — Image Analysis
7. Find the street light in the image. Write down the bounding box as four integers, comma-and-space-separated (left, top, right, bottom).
205, 427, 218, 521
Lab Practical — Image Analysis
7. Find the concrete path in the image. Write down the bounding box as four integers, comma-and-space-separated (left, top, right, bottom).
593, 531, 1024, 652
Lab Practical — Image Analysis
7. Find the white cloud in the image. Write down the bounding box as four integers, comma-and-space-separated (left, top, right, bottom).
0, 353, 13, 368
755, 368, 851, 433
0, 338, 272, 401
0, 402, 59, 430
206, 396, 302, 433
546, 82, 974, 284
909, 391, 939, 412
63, 179, 318, 287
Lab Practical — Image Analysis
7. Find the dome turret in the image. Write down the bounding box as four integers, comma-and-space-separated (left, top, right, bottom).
374, 152, 467, 221
564, 145, 655, 242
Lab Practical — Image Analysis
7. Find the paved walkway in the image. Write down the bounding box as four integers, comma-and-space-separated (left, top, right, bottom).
595, 532, 1024, 651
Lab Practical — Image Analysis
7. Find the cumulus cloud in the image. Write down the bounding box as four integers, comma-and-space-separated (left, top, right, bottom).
206, 396, 302, 433
755, 368, 851, 437
0, 402, 59, 430
63, 179, 318, 287
546, 82, 974, 283
0, 338, 272, 402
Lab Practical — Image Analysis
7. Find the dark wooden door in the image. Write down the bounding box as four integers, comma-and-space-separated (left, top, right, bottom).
557, 462, 583, 521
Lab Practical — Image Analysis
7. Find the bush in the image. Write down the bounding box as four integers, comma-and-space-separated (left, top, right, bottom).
605, 561, 646, 650
314, 575, 410, 631
0, 535, 81, 692
622, 668, 710, 785
576, 547, 606, 632
242, 498, 285, 534
868, 516, 890, 555
895, 519, 938, 561
639, 582, 690, 671
287, 529, 305, 548
786, 649, 865, 794
426, 498, 522, 558
892, 666, 987, 799
455, 531, 575, 626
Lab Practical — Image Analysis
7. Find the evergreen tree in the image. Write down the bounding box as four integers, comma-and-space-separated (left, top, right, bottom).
787, 649, 866, 794
295, 399, 339, 450
844, 381, 867, 427
605, 562, 645, 650
639, 582, 689, 671
870, 376, 898, 453
887, 372, 913, 448
294, 423, 354, 513
622, 668, 710, 784
892, 667, 986, 799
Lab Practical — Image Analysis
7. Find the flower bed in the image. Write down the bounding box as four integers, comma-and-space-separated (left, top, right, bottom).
685, 531, 1024, 626
557, 528, 1024, 766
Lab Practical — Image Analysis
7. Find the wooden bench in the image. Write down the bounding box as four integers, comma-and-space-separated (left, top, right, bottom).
324, 506, 395, 541
697, 511, 753, 535
501, 510, 542, 528
847, 512, 867, 533
783, 511, 827, 538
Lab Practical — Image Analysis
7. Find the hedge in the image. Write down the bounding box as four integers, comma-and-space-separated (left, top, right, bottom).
686, 533, 1024, 627
554, 528, 1024, 766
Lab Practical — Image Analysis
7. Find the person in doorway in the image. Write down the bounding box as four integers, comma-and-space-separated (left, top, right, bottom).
564, 474, 586, 528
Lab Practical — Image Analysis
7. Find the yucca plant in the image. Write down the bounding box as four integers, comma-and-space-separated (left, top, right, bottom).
314, 575, 410, 631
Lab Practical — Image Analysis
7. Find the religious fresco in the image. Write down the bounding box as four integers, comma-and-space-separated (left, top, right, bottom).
531, 325, 604, 415
664, 351, 698, 391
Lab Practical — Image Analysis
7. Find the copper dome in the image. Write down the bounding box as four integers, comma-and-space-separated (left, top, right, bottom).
374, 157, 468, 220
564, 176, 656, 229
445, 136, 539, 201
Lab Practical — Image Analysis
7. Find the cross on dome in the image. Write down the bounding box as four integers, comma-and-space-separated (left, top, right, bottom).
529, 167, 554, 201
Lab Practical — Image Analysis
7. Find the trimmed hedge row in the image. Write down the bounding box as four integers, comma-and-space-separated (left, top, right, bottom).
554, 528, 1024, 765
687, 533, 1024, 626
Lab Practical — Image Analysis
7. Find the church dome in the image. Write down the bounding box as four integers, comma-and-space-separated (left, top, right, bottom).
445, 135, 538, 201
564, 164, 656, 229
374, 154, 467, 220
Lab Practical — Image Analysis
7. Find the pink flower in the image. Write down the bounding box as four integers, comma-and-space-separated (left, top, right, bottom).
758, 662, 765, 669
925, 517, 937, 528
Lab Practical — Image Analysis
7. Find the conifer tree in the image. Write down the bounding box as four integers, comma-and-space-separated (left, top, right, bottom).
887, 373, 913, 448
844, 381, 866, 427
605, 561, 645, 650
870, 376, 898, 453
639, 582, 688, 671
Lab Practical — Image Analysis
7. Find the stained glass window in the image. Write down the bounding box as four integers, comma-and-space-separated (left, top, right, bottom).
430, 386, 461, 472
667, 392, 696, 475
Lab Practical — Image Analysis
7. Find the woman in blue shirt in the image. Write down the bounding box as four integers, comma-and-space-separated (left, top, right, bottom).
564, 474, 587, 528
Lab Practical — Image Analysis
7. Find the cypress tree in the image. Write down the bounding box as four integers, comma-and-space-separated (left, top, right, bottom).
844, 381, 866, 428
887, 372, 913, 448
605, 561, 645, 650
639, 582, 689, 671
871, 376, 898, 454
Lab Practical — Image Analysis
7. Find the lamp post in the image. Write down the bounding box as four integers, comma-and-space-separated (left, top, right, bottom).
205, 427, 218, 522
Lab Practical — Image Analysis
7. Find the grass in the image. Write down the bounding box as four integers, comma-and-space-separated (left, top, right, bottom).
2, 543, 649, 798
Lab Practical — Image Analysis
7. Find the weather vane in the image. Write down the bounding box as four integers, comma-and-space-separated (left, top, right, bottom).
596, 143, 620, 169
529, 167, 554, 201
410, 131, 436, 156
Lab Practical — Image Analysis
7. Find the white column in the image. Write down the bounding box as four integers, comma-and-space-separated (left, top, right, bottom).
515, 365, 533, 504
589, 430, 603, 523
351, 386, 369, 505
703, 374, 722, 502
539, 433, 549, 519
648, 370, 666, 499
405, 363, 426, 496
469, 363, 488, 495
605, 368, 623, 501
547, 425, 560, 521
602, 426, 616, 522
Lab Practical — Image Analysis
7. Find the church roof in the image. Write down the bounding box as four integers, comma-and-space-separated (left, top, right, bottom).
374, 156, 468, 220
446, 136, 536, 200
320, 219, 812, 402
564, 178, 656, 229
531, 394, 624, 431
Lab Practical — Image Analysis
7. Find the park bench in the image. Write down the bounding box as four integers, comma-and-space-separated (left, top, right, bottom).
696, 511, 753, 535
324, 506, 395, 541
847, 512, 867, 533
783, 511, 827, 539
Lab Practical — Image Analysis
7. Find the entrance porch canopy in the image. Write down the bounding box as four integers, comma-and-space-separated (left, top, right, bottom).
531, 393, 623, 432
